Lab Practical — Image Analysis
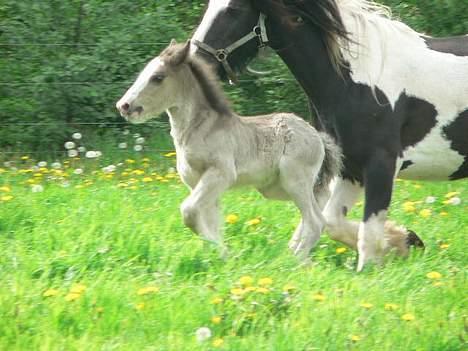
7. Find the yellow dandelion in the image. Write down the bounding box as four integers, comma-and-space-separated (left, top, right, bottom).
0, 186, 11, 192
336, 247, 347, 254
65, 292, 81, 302
126, 159, 136, 164
212, 338, 224, 348
413, 184, 422, 189
258, 277, 273, 286
230, 288, 246, 296
43, 288, 60, 297
225, 214, 239, 224
135, 302, 145, 310
21, 156, 29, 160
164, 152, 177, 157
439, 211, 449, 217
384, 303, 399, 311
433, 281, 444, 287
0, 195, 13, 202
211, 316, 222, 324
211, 296, 224, 305
137, 286, 160, 295
402, 202, 416, 212
426, 271, 442, 280
142, 177, 153, 182
245, 218, 261, 226
69, 283, 87, 294
238, 275, 254, 287
244, 286, 257, 293
350, 335, 361, 342
256, 287, 270, 294
401, 313, 415, 321
0, 168, 6, 174
311, 293, 326, 302
439, 243, 450, 249
444, 191, 459, 198
360, 302, 373, 309
419, 209, 431, 218
96, 307, 104, 313
142, 158, 150, 162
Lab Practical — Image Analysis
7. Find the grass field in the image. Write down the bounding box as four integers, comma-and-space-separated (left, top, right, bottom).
0, 150, 466, 351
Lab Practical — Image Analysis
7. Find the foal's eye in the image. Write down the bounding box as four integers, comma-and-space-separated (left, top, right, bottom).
151, 74, 165, 83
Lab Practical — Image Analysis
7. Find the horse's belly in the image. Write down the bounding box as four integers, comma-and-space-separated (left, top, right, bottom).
398, 128, 465, 180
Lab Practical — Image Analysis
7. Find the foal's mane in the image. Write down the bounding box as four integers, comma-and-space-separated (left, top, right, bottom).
161, 43, 232, 116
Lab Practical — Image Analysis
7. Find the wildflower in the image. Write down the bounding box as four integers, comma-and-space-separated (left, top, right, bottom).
134, 145, 143, 152
142, 177, 153, 182
164, 152, 177, 157
64, 141, 76, 150
419, 209, 431, 218
102, 165, 116, 173
210, 296, 223, 305
256, 287, 270, 294
402, 201, 416, 212
195, 327, 212, 342
433, 281, 444, 287
135, 302, 145, 310
211, 316, 222, 324
85, 151, 100, 159
425, 196, 436, 204
413, 184, 422, 189
258, 277, 273, 286
439, 243, 450, 249
118, 142, 128, 149
444, 191, 459, 198
439, 211, 449, 217
65, 292, 81, 302
72, 132, 82, 140
384, 303, 399, 311
360, 302, 373, 309
311, 293, 326, 302
446, 197, 461, 205
123, 129, 130, 135
73, 168, 83, 175
246, 218, 261, 226
230, 288, 246, 296
67, 150, 78, 158
0, 186, 11, 192
426, 271, 442, 280
21, 155, 29, 160
238, 275, 254, 287
31, 184, 44, 193
51, 162, 62, 169
225, 214, 239, 224
212, 338, 224, 348
133, 133, 141, 138
135, 137, 145, 144
70, 283, 87, 294
96, 307, 104, 313
401, 313, 415, 321
0, 195, 13, 202
350, 335, 361, 342
78, 146, 86, 153
37, 161, 47, 168
137, 286, 159, 295
43, 288, 59, 297
336, 247, 347, 254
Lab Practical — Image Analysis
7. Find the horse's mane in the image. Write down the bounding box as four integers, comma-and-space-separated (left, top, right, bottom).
161, 43, 232, 116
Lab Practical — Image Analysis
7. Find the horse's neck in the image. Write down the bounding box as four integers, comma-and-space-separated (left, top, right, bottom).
272, 31, 347, 115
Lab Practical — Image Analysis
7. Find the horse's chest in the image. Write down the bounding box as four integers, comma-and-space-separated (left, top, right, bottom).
176, 152, 204, 188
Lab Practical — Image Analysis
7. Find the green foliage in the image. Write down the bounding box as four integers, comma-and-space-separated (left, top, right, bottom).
0, 0, 467, 150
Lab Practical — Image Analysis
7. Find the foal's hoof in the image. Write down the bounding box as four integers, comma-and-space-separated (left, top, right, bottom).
406, 230, 425, 249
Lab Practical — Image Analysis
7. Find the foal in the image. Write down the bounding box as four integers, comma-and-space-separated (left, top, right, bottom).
116, 41, 342, 259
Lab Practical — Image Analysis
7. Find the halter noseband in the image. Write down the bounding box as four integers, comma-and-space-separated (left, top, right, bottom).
191, 14, 268, 84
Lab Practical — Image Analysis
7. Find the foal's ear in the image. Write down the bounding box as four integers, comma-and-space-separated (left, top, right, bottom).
170, 38, 177, 46
172, 40, 191, 66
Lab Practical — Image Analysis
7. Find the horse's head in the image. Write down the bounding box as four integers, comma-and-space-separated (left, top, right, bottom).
116, 41, 191, 124
190, 0, 264, 82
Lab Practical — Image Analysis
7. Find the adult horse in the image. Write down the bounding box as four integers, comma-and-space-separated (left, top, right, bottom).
190, 0, 468, 270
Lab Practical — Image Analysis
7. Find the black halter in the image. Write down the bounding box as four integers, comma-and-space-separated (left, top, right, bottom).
191, 14, 269, 84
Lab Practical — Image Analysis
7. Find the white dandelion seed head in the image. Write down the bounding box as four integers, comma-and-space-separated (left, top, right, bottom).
95, 151, 102, 157
133, 133, 141, 138
3, 161, 12, 167
102, 165, 116, 173
448, 197, 461, 205
72, 132, 82, 140
135, 137, 145, 144
134, 145, 143, 152
61, 181, 70, 188
118, 142, 128, 149
32, 166, 39, 171
73, 168, 84, 175
195, 327, 212, 342
51, 162, 62, 169
425, 196, 436, 204
167, 167, 176, 174
78, 146, 86, 153
67, 149, 78, 158
31, 184, 44, 193
38, 161, 47, 168
122, 129, 130, 135
64, 141, 76, 150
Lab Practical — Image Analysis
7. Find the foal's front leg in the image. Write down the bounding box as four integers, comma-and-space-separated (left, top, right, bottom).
180, 167, 234, 256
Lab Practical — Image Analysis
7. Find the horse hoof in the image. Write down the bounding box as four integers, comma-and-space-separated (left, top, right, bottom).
406, 230, 425, 249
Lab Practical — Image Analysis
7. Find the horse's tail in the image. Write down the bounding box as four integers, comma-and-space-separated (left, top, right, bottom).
316, 132, 343, 189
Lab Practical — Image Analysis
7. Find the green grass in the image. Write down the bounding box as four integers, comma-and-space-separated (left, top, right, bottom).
0, 153, 466, 351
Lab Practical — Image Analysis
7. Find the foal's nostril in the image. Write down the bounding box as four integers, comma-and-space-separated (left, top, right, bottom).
121, 103, 130, 112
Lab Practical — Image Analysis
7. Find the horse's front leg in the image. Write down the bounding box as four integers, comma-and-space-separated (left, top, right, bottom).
357, 151, 396, 271
180, 167, 233, 257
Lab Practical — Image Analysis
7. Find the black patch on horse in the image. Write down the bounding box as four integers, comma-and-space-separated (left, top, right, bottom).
424, 35, 468, 57
444, 109, 468, 180
400, 160, 413, 171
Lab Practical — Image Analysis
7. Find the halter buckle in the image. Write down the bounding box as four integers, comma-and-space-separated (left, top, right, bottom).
215, 49, 228, 62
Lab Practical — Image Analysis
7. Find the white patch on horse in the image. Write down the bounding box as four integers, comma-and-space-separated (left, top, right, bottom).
190, 0, 233, 54
357, 210, 387, 271
338, 0, 468, 179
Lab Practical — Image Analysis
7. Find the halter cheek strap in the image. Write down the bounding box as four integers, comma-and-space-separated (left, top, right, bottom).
191, 14, 269, 84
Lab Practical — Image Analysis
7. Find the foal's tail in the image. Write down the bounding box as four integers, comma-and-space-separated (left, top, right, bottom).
316, 132, 343, 189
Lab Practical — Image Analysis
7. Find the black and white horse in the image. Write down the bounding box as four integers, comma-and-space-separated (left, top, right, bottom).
190, 0, 468, 270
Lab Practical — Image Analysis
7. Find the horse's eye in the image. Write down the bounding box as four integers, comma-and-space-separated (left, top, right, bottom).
151, 74, 165, 83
